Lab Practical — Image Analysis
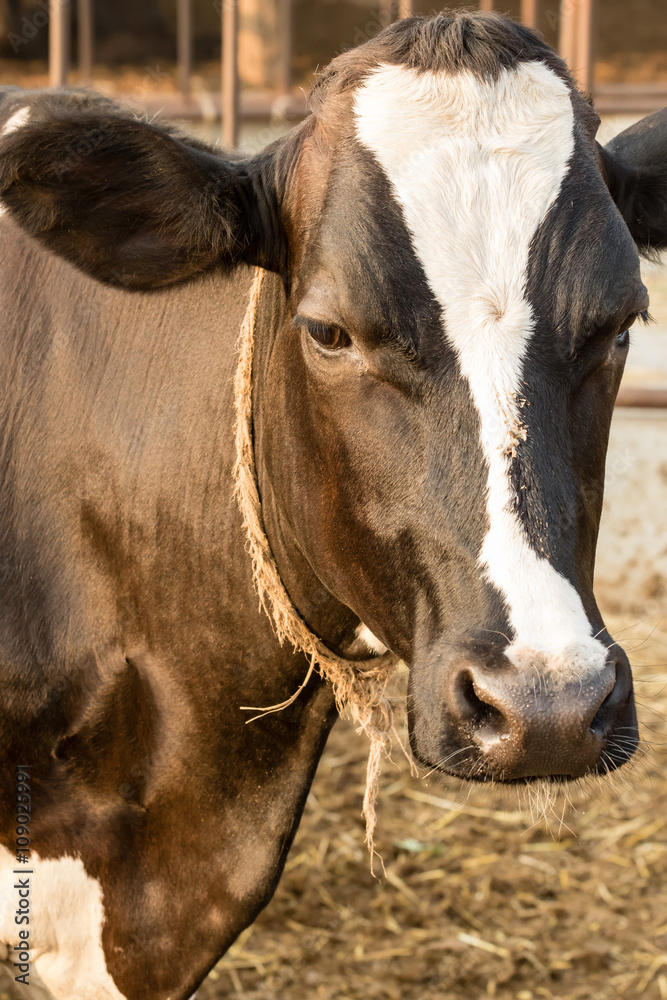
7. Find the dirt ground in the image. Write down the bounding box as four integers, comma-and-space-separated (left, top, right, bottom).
198, 613, 667, 1000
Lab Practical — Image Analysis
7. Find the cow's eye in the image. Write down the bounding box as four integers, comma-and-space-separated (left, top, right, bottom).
617, 308, 649, 347
311, 324, 350, 349
299, 317, 352, 351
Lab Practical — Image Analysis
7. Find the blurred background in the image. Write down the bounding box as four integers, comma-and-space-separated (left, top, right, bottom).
0, 0, 665, 144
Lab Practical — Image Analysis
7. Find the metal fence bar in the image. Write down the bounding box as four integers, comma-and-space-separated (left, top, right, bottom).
277, 0, 292, 94
398, 0, 415, 16
520, 0, 540, 29
479, 0, 495, 12
615, 388, 667, 409
77, 0, 93, 83
49, 0, 70, 88
559, 0, 577, 78
575, 0, 596, 93
222, 0, 239, 148
560, 0, 596, 91
177, 0, 192, 100
594, 81, 667, 113
380, 0, 394, 22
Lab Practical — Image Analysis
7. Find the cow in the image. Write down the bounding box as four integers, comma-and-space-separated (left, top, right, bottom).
1, 10, 666, 1000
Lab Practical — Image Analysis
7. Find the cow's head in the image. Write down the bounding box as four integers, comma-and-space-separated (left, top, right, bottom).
2, 13, 666, 784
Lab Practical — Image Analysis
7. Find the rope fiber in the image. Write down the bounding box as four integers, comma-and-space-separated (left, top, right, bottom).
233, 267, 399, 863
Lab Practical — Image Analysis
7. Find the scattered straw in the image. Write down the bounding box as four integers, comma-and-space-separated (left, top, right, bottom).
198, 613, 667, 1000
232, 267, 398, 862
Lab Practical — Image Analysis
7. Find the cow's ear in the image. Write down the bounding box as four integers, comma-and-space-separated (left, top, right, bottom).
599, 107, 667, 257
0, 101, 288, 289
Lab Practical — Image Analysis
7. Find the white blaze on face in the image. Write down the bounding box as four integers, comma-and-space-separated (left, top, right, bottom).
354, 60, 608, 673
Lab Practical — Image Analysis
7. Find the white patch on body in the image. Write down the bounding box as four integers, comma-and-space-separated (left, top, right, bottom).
355, 623, 388, 656
354, 61, 607, 676
0, 846, 126, 1000
1, 106, 30, 136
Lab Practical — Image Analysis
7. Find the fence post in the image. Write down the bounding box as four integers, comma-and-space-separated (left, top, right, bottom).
398, 0, 415, 16
222, 0, 240, 148
277, 0, 292, 94
177, 0, 192, 100
49, 0, 70, 88
560, 0, 595, 91
575, 0, 596, 93
479, 0, 495, 12
520, 0, 540, 29
77, 0, 93, 83
559, 0, 577, 76
380, 0, 394, 23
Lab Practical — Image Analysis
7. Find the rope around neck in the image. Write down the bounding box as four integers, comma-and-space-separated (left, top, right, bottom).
233, 267, 399, 862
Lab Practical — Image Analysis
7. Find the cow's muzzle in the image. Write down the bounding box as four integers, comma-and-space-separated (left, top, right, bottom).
408, 643, 637, 781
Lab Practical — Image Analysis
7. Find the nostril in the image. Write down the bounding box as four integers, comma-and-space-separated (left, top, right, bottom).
456, 673, 504, 729
590, 683, 615, 735
590, 658, 631, 735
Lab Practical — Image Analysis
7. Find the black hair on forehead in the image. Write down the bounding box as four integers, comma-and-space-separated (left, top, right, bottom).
309, 11, 574, 114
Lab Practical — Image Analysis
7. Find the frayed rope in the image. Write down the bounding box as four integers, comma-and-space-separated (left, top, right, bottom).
232, 267, 398, 866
